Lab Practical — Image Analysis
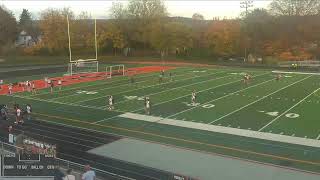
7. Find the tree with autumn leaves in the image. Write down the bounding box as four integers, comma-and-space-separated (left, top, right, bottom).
10, 0, 320, 62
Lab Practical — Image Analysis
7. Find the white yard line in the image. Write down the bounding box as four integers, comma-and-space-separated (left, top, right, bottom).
69, 70, 226, 104
316, 134, 320, 140
98, 73, 235, 108
48, 67, 198, 100
133, 72, 271, 114
258, 87, 320, 132
164, 73, 273, 120
28, 67, 192, 97
93, 72, 270, 124
11, 94, 126, 114
208, 75, 312, 125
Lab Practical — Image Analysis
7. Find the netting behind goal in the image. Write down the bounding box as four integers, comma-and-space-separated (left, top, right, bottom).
67, 60, 99, 75
106, 65, 125, 78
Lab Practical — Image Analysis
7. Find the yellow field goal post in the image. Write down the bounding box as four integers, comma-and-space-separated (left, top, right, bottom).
66, 15, 99, 76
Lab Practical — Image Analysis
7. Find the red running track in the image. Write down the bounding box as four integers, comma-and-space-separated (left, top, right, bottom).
0, 66, 175, 95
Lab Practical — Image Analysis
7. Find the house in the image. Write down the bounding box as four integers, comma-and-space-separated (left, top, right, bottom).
15, 31, 35, 47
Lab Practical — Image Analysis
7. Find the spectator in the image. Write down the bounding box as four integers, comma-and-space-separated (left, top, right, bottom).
53, 166, 65, 180
82, 165, 95, 180
64, 169, 75, 180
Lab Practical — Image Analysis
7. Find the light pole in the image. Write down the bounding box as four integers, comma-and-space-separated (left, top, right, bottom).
240, 0, 253, 62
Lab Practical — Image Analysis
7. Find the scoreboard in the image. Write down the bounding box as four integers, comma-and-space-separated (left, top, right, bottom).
1, 154, 56, 177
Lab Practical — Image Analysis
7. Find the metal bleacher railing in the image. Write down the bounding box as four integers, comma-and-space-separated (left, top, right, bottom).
0, 141, 135, 180
278, 60, 320, 68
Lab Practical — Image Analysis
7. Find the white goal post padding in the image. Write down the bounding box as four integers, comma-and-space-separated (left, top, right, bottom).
67, 60, 99, 75
106, 64, 125, 78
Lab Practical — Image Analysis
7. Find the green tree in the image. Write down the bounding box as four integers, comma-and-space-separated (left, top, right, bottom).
192, 13, 204, 20
150, 21, 193, 57
97, 22, 126, 56
205, 20, 242, 57
19, 9, 32, 28
127, 0, 167, 52
270, 0, 320, 16
243, 8, 274, 56
39, 8, 74, 54
0, 5, 17, 54
19, 9, 40, 43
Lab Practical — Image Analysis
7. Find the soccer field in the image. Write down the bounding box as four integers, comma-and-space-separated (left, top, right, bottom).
1, 64, 320, 173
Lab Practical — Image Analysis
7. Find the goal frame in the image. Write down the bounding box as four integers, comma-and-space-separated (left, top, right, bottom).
106, 64, 125, 79
68, 60, 99, 76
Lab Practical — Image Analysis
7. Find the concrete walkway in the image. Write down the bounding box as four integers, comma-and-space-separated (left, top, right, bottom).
89, 138, 320, 180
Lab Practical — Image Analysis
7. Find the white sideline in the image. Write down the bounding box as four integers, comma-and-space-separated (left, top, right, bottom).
119, 112, 320, 148
272, 70, 320, 75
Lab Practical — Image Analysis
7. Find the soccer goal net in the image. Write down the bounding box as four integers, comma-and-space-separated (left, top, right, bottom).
67, 60, 99, 75
106, 64, 125, 78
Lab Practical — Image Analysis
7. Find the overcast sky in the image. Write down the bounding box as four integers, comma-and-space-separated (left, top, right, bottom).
0, 0, 272, 20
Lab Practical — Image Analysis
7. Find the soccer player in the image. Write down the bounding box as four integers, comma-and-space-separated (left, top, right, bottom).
8, 84, 13, 95
159, 72, 163, 84
58, 79, 62, 90
44, 77, 48, 88
25, 104, 32, 121
144, 97, 151, 115
0, 79, 3, 90
26, 80, 31, 92
1, 105, 8, 121
276, 74, 282, 81
130, 75, 135, 85
243, 73, 250, 85
169, 72, 173, 81
50, 81, 54, 94
108, 95, 114, 110
15, 105, 22, 124
32, 82, 36, 94
191, 90, 197, 105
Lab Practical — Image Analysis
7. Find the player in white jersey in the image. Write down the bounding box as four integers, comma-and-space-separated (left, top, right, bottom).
25, 104, 32, 121
44, 77, 48, 87
145, 97, 151, 115
0, 79, 3, 90
58, 80, 62, 90
15, 105, 22, 124
191, 90, 196, 105
108, 95, 114, 110
8, 84, 13, 95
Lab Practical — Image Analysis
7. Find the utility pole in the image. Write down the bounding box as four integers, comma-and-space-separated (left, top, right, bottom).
240, 0, 253, 62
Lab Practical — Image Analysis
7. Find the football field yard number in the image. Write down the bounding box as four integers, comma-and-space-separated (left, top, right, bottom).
183, 102, 215, 109
124, 96, 145, 101
259, 111, 299, 119
76, 90, 98, 95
